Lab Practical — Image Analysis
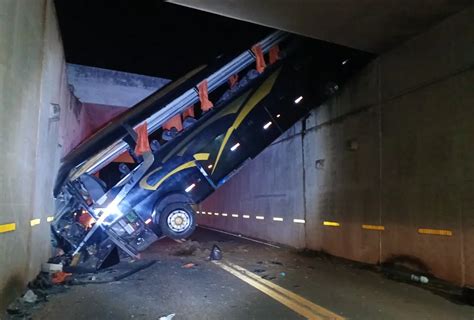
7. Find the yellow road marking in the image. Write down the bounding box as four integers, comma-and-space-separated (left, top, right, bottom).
214, 260, 344, 320
0, 223, 16, 233
362, 224, 384, 231
323, 221, 340, 227
47, 216, 54, 222
30, 218, 41, 227
418, 228, 452, 236
227, 261, 343, 319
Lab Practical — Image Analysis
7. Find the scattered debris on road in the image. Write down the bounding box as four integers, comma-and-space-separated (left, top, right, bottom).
410, 274, 429, 284
52, 271, 72, 284
210, 245, 222, 260
41, 263, 63, 274
21, 290, 38, 304
182, 263, 196, 269
5, 259, 156, 319
6, 272, 62, 318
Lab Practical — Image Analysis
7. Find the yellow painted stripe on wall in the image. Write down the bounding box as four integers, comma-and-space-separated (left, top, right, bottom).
362, 224, 385, 231
323, 221, 340, 227
0, 223, 16, 233
418, 228, 452, 236
30, 218, 41, 227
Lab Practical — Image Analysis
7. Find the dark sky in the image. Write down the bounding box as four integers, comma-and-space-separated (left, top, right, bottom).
54, 0, 271, 79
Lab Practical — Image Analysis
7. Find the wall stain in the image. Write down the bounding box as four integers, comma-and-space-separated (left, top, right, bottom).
0, 273, 26, 312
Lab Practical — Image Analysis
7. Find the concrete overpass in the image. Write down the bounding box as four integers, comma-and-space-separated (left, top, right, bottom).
168, 0, 472, 52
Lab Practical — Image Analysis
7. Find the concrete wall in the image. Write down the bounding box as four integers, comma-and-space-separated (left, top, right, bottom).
66, 63, 170, 108
59, 101, 129, 155
199, 6, 474, 286
0, 0, 74, 310
60, 64, 170, 154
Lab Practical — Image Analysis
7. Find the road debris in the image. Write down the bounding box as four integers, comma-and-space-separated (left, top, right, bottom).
28, 272, 53, 290
411, 274, 429, 284
210, 244, 222, 260
182, 263, 196, 269
52, 271, 73, 284
21, 290, 38, 304
41, 263, 63, 273
70, 259, 156, 285
70, 253, 81, 266
7, 300, 23, 316
6, 272, 68, 318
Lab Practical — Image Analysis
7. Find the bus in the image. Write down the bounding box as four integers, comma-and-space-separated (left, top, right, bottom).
52, 32, 370, 268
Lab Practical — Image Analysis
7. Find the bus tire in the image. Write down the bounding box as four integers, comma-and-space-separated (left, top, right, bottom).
159, 202, 196, 240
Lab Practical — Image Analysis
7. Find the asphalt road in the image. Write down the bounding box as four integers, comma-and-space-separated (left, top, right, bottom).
30, 227, 474, 319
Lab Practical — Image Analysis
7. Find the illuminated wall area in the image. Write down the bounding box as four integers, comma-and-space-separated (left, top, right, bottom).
199, 6, 474, 287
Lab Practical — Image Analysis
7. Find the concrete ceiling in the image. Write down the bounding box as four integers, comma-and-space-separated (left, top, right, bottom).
167, 0, 473, 53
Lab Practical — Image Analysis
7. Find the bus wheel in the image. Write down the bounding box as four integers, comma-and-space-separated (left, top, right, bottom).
159, 203, 196, 239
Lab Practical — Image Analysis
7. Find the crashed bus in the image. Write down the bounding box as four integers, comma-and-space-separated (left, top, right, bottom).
52, 31, 370, 269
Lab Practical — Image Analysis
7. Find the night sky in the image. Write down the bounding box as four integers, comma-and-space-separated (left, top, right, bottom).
54, 0, 271, 80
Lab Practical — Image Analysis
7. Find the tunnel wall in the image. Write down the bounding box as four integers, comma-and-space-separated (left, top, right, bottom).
0, 0, 76, 310
66, 63, 170, 108
199, 6, 474, 286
